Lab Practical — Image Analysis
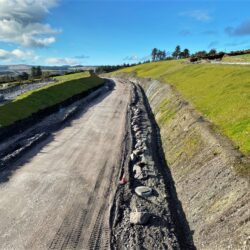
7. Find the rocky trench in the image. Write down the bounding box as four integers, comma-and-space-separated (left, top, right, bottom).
110, 80, 195, 250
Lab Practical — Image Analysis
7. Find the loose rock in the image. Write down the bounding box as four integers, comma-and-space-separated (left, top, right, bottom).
133, 165, 143, 179
135, 186, 153, 197
130, 212, 151, 225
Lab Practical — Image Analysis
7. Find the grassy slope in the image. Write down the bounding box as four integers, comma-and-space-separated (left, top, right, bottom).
114, 61, 250, 155
0, 72, 104, 127
55, 71, 90, 81
223, 53, 250, 62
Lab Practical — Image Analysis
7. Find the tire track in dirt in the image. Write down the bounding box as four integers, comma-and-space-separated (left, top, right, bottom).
48, 160, 108, 250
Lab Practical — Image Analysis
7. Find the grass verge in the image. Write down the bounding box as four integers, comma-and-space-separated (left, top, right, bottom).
112, 60, 250, 156
0, 72, 104, 127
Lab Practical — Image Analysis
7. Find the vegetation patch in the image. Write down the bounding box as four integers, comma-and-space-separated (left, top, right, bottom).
223, 53, 250, 62
114, 61, 250, 155
156, 99, 178, 126
0, 72, 104, 127
54, 71, 90, 82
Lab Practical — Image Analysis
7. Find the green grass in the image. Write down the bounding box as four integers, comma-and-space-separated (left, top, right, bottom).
113, 60, 250, 155
156, 99, 178, 125
55, 71, 90, 82
223, 53, 250, 62
0, 72, 104, 127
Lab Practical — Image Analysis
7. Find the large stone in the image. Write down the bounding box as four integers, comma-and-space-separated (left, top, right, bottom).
130, 212, 151, 225
133, 165, 143, 179
135, 186, 152, 197
130, 153, 136, 162
133, 149, 141, 156
140, 154, 148, 165
133, 126, 140, 132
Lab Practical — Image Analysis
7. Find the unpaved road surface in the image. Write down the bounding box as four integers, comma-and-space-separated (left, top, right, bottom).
0, 80, 131, 249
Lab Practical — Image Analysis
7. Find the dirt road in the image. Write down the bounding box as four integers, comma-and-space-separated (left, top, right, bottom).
0, 79, 131, 249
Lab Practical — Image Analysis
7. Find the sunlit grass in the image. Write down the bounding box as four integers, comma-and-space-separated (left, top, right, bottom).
55, 71, 90, 82
0, 72, 103, 127
223, 54, 250, 62
114, 60, 250, 155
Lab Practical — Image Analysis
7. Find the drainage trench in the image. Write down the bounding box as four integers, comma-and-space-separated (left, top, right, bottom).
110, 80, 195, 249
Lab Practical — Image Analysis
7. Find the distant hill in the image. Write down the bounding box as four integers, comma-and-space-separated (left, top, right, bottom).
0, 64, 97, 75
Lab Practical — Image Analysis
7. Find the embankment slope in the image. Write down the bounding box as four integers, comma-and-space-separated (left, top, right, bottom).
111, 60, 250, 249
0, 72, 104, 128
114, 61, 250, 156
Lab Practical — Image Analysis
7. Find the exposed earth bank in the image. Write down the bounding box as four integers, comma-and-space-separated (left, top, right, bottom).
115, 75, 250, 250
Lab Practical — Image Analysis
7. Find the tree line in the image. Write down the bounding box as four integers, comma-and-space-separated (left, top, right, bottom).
151, 46, 190, 61
96, 63, 137, 74
150, 46, 230, 62
0, 66, 43, 84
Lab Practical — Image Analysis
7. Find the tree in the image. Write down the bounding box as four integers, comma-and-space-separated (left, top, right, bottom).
158, 50, 166, 60
31, 66, 36, 78
31, 66, 42, 79
208, 49, 217, 56
183, 48, 190, 58
36, 66, 42, 78
151, 48, 158, 61
172, 45, 181, 59
17, 72, 29, 82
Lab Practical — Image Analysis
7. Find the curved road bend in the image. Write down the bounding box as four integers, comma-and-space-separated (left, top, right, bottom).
0, 79, 131, 249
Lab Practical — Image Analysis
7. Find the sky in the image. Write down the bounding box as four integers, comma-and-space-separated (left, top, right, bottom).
0, 0, 250, 66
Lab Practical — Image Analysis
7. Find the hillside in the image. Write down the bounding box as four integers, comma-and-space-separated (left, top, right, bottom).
223, 53, 250, 62
112, 60, 250, 156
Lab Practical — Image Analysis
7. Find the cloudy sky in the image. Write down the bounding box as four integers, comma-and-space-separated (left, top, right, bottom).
0, 0, 250, 66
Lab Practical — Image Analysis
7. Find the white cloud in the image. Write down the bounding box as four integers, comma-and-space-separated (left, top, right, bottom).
0, 48, 36, 62
123, 55, 140, 61
180, 10, 212, 22
0, 0, 59, 48
45, 57, 80, 65
123, 54, 151, 62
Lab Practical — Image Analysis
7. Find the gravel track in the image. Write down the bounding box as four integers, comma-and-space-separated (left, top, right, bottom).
0, 79, 131, 249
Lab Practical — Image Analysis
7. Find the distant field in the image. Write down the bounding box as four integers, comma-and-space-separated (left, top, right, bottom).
0, 72, 103, 127
113, 60, 250, 155
223, 53, 250, 62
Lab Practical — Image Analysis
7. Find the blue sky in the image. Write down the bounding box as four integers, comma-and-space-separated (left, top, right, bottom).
0, 0, 250, 65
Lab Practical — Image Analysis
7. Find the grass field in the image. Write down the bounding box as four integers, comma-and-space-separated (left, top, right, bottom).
55, 71, 90, 81
0, 72, 104, 127
223, 53, 250, 62
113, 60, 250, 155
